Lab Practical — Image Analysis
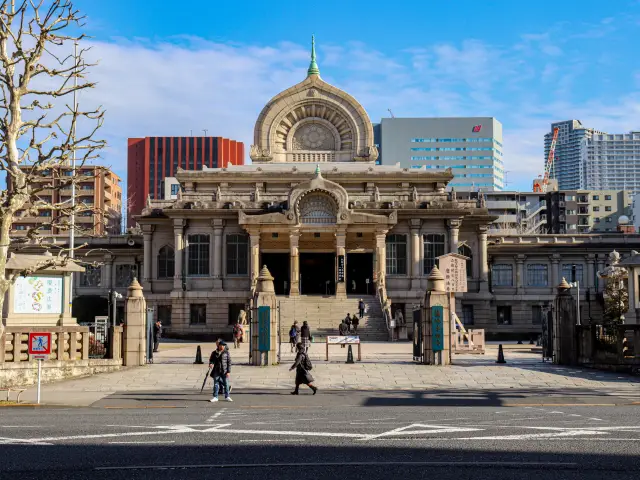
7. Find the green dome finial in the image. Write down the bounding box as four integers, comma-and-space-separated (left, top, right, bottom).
315, 163, 321, 176
307, 35, 320, 77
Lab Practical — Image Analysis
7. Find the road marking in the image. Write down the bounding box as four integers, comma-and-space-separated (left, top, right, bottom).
0, 436, 52, 445
364, 424, 484, 441
206, 408, 227, 423
95, 460, 579, 471
109, 441, 176, 444
239, 439, 300, 443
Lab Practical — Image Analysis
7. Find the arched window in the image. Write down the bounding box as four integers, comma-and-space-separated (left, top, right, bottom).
157, 246, 175, 279
458, 244, 473, 278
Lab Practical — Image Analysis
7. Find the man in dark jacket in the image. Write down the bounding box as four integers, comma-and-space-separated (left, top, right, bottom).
208, 341, 232, 402
300, 321, 312, 353
153, 320, 162, 352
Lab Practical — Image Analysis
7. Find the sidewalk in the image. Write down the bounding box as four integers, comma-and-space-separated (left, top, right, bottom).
15, 340, 640, 406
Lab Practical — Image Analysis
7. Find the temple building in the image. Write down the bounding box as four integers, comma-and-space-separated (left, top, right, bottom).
134, 37, 495, 337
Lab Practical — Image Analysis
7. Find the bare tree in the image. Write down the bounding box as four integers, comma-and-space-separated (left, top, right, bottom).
0, 1, 105, 330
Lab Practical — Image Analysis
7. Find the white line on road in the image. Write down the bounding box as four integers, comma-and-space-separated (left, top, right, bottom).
364, 424, 484, 441
109, 441, 176, 444
206, 408, 227, 423
95, 460, 579, 471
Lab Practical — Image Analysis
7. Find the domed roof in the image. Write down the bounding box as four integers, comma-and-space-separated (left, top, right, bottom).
250, 37, 378, 164
618, 215, 630, 225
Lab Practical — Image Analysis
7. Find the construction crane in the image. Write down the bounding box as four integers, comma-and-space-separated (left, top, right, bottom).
533, 126, 559, 193
388, 108, 395, 118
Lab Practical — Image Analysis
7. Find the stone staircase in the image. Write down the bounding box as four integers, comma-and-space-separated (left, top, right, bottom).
277, 295, 389, 342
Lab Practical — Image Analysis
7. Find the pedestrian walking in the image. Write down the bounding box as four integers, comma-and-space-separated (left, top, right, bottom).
358, 299, 365, 318
338, 320, 348, 348
153, 320, 162, 352
351, 314, 359, 334
208, 340, 233, 402
232, 322, 244, 349
300, 320, 312, 353
351, 279, 356, 293
289, 321, 301, 353
290, 343, 318, 395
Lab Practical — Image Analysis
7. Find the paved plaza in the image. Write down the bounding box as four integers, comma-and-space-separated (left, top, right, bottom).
15, 340, 640, 406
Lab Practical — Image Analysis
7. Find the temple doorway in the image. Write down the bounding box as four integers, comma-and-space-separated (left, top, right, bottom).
261, 253, 290, 295
300, 252, 335, 295
346, 253, 374, 295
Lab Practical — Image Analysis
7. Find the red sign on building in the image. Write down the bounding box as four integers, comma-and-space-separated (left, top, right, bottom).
472, 125, 482, 133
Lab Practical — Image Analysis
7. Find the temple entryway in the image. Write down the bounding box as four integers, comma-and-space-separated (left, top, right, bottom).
300, 252, 335, 295
346, 252, 374, 295
260, 253, 290, 295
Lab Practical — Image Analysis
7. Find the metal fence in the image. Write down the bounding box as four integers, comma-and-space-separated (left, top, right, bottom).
79, 317, 109, 359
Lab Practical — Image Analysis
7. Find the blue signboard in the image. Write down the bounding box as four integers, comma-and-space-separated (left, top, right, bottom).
257, 306, 271, 352
431, 305, 444, 351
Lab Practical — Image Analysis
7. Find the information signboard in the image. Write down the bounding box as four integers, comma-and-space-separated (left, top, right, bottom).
431, 306, 444, 351
257, 306, 271, 352
327, 336, 360, 344
14, 276, 63, 314
337, 255, 345, 283
438, 253, 468, 293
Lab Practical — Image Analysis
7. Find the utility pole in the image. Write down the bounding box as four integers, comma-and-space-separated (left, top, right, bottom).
203, 129, 208, 136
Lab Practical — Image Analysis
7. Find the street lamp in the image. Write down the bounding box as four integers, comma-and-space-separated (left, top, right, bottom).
569, 264, 581, 326
110, 290, 123, 328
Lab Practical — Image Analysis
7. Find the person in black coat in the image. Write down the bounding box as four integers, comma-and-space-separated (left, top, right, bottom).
208, 341, 232, 402
300, 321, 311, 353
153, 320, 162, 352
289, 343, 317, 395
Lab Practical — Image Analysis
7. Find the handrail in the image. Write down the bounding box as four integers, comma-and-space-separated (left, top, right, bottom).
377, 284, 393, 341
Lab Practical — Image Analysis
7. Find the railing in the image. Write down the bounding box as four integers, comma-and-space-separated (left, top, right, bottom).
376, 284, 393, 341
0, 325, 124, 364
577, 324, 640, 368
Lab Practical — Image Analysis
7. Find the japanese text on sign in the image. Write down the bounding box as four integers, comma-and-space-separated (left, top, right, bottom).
431, 305, 444, 351
14, 276, 63, 314
337, 255, 345, 283
257, 306, 271, 352
438, 253, 468, 293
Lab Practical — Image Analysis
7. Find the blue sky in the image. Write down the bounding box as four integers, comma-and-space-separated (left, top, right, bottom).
71, 0, 640, 191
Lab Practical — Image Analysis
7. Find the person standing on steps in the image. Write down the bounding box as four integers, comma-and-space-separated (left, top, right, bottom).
344, 313, 352, 333
338, 320, 348, 348
358, 299, 365, 319
290, 343, 318, 395
300, 320, 312, 353
232, 321, 244, 349
208, 340, 233, 402
153, 320, 162, 352
351, 314, 359, 334
289, 321, 300, 353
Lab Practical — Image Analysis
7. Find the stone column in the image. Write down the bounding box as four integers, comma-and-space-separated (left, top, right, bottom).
422, 266, 451, 366
142, 226, 154, 289
289, 229, 300, 296
60, 273, 75, 325
173, 220, 185, 291
516, 254, 526, 295
587, 254, 596, 290
251, 266, 278, 366
248, 229, 261, 290
410, 219, 422, 290
448, 219, 461, 254
336, 228, 347, 299
375, 229, 387, 291
123, 278, 147, 366
597, 255, 606, 292
553, 278, 577, 365
551, 254, 560, 287
478, 226, 489, 292
104, 254, 113, 290
212, 219, 224, 290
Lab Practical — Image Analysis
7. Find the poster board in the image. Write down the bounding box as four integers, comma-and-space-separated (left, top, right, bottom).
438, 253, 468, 293
14, 276, 63, 314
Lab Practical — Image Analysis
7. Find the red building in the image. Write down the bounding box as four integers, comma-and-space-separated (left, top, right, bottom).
127, 136, 244, 227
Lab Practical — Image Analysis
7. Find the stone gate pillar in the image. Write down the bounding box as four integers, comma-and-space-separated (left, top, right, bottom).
123, 278, 147, 366
421, 266, 451, 365
251, 266, 278, 366
553, 278, 577, 365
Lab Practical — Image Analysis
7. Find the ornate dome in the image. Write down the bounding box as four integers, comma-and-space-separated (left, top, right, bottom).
250, 36, 378, 164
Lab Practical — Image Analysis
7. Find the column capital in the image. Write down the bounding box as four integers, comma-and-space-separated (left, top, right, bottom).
516, 254, 527, 263
477, 225, 489, 235
550, 254, 560, 264
173, 218, 186, 230
447, 218, 462, 229
587, 253, 597, 261
211, 218, 225, 230
410, 218, 422, 230
141, 224, 156, 234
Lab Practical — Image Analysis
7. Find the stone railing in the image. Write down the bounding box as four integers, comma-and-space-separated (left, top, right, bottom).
1, 325, 124, 364
577, 324, 640, 371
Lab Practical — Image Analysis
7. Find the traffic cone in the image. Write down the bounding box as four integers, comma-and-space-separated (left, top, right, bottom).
346, 345, 355, 364
496, 344, 506, 364
194, 345, 204, 364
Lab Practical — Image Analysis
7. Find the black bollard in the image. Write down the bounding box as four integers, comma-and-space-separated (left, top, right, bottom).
496, 344, 506, 364
346, 345, 355, 364
194, 345, 204, 365
517, 340, 523, 345
529, 338, 534, 345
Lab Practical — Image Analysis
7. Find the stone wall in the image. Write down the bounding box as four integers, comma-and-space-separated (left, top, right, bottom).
1, 359, 124, 389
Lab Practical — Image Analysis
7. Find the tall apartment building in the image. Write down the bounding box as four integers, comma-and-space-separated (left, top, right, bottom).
378, 117, 504, 191
127, 136, 244, 227
462, 189, 631, 234
545, 120, 640, 194
11, 165, 122, 236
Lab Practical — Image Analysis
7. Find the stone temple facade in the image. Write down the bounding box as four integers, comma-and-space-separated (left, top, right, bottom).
136, 38, 495, 337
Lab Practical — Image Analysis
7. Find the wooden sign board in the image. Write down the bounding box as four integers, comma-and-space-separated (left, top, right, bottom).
438, 253, 468, 293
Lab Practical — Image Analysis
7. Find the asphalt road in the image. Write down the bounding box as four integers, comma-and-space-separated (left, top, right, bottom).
1, 389, 640, 480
